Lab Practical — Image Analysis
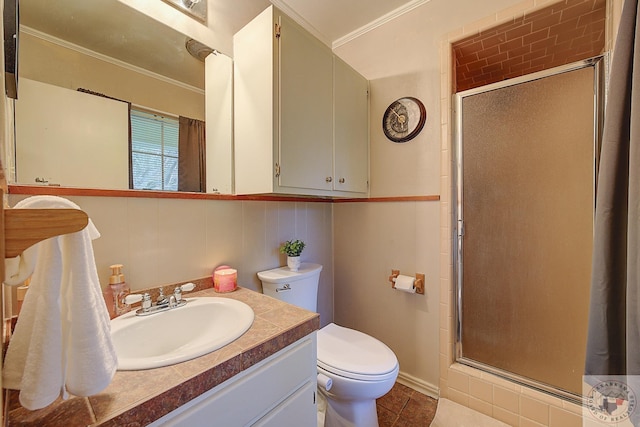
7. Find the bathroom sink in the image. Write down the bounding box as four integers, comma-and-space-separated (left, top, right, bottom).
111, 297, 254, 370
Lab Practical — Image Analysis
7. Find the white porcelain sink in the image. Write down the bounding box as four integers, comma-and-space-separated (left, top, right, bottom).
111, 297, 254, 370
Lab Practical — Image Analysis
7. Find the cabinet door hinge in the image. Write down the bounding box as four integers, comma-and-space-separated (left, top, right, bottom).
275, 163, 281, 178
275, 23, 281, 38
457, 220, 465, 237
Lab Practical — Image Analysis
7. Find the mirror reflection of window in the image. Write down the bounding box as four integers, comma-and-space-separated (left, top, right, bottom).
130, 109, 179, 191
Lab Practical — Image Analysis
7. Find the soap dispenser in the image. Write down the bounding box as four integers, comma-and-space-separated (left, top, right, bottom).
109, 264, 130, 317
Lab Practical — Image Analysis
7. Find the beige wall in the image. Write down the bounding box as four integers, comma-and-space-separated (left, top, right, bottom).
333, 0, 526, 397
19, 32, 204, 120
333, 201, 441, 394
7, 194, 335, 327
335, 0, 526, 198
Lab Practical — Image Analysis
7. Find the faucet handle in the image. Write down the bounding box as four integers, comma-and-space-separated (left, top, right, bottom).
125, 294, 142, 305
125, 292, 151, 306
180, 282, 196, 292
173, 282, 195, 303
124, 292, 152, 312
173, 286, 183, 303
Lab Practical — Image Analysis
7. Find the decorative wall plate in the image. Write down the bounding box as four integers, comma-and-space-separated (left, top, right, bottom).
382, 97, 426, 143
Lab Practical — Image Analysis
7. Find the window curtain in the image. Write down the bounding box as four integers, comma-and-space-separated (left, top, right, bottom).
127, 103, 133, 189
178, 116, 206, 192
584, 0, 640, 406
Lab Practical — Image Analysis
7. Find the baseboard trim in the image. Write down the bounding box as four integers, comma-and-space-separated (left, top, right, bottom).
397, 371, 439, 399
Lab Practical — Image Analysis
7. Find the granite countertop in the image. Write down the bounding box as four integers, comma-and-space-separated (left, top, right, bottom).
5, 286, 319, 426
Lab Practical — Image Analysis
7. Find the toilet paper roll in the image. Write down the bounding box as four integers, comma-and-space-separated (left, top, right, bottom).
317, 373, 333, 391
394, 274, 416, 293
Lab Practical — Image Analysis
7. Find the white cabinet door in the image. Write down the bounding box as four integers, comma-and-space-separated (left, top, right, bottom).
233, 6, 277, 195
233, 5, 369, 198
205, 53, 234, 194
149, 335, 317, 427
15, 78, 129, 189
278, 13, 333, 192
252, 382, 316, 427
333, 57, 369, 194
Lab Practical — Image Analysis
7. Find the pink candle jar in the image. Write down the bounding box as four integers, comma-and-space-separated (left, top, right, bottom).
214, 267, 237, 293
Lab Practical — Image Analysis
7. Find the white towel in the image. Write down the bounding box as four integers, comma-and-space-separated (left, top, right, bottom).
2, 196, 117, 410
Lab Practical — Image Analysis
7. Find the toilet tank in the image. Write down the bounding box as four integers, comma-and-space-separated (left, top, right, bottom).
257, 263, 323, 312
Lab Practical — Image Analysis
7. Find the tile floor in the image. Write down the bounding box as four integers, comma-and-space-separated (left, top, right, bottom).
376, 382, 438, 426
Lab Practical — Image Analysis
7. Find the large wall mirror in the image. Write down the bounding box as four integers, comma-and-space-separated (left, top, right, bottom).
11, 0, 233, 194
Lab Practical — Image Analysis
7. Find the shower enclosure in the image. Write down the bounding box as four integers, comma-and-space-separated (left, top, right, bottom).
454, 57, 605, 400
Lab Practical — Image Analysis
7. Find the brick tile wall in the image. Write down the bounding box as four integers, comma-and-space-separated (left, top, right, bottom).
454, 0, 605, 92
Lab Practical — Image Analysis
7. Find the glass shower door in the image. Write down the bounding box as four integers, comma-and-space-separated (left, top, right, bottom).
454, 58, 604, 399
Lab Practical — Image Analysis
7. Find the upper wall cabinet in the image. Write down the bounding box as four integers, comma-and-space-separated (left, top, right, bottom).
16, 79, 129, 189
234, 6, 369, 197
333, 56, 369, 194
205, 52, 234, 194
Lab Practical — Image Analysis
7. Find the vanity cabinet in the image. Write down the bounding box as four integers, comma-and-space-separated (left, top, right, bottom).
234, 6, 368, 198
148, 334, 317, 427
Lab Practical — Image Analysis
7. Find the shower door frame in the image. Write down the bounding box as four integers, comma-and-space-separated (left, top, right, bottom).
453, 56, 606, 403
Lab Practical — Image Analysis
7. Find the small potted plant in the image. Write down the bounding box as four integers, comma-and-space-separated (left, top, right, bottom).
279, 239, 305, 271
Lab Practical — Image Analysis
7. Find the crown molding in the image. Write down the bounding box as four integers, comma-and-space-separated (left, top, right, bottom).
332, 0, 432, 49
20, 25, 205, 95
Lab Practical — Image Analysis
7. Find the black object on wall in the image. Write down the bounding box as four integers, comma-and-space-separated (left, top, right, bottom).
4, 0, 18, 99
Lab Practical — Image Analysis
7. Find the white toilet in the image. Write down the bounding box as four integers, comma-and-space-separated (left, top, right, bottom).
258, 263, 399, 427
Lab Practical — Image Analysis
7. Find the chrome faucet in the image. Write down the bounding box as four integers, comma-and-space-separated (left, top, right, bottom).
156, 287, 169, 305
124, 282, 196, 316
169, 286, 183, 308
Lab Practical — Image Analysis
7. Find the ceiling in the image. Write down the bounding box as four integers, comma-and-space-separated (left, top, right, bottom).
20, 0, 423, 89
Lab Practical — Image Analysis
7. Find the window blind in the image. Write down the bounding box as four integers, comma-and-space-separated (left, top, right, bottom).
130, 109, 179, 191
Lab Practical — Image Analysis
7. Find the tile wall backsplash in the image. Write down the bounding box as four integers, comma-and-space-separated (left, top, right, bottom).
7, 194, 334, 326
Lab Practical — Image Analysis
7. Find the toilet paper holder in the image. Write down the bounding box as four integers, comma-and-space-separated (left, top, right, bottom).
388, 269, 425, 294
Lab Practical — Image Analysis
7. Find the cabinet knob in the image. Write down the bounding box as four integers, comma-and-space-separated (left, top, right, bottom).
339, 178, 345, 184
326, 177, 333, 183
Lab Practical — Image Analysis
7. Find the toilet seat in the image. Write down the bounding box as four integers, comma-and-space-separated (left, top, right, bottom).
317, 323, 399, 382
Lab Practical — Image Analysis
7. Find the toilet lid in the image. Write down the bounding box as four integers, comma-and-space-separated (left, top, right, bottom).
317, 323, 398, 380
257, 263, 323, 284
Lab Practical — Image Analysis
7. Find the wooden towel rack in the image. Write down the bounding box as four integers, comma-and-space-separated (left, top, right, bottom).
1, 190, 89, 285
0, 190, 89, 306
4, 209, 89, 258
